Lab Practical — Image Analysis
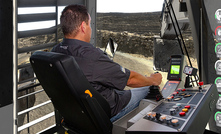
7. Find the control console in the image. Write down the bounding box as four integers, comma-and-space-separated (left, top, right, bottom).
126, 84, 218, 134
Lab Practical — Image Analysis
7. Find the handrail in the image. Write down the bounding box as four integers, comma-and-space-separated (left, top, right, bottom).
18, 63, 31, 70
18, 0, 56, 7
18, 112, 55, 132
18, 100, 52, 116
18, 27, 57, 38
18, 77, 36, 85
18, 42, 56, 54
18, 83, 41, 92
18, 89, 44, 100
18, 81, 36, 90
18, 13, 56, 23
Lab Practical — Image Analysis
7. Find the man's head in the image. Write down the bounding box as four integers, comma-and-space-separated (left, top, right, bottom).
60, 5, 91, 42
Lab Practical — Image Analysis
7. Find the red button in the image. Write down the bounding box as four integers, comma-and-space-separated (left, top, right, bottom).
179, 112, 186, 116
167, 97, 172, 101
182, 89, 186, 92
198, 81, 204, 86
171, 96, 174, 99
185, 105, 191, 109
177, 88, 182, 92
172, 92, 177, 96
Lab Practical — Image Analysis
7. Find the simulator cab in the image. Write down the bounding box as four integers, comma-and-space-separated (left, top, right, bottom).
0, 0, 221, 133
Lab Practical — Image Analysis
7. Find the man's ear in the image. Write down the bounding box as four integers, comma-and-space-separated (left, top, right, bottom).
81, 21, 86, 33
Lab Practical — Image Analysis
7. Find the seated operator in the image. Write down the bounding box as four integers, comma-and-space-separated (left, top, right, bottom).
51, 4, 162, 122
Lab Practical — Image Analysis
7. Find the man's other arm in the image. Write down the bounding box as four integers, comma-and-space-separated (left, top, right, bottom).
127, 71, 162, 88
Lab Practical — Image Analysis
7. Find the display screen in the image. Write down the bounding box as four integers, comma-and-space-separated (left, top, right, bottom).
170, 65, 180, 74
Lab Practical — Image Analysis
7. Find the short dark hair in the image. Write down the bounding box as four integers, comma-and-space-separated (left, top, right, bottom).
60, 4, 89, 36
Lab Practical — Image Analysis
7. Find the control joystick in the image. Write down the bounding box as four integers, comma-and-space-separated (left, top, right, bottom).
146, 72, 163, 101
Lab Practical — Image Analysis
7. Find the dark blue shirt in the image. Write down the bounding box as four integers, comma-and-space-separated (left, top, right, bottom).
51, 38, 131, 117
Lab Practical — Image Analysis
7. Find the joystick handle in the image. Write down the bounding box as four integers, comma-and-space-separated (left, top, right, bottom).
146, 72, 163, 101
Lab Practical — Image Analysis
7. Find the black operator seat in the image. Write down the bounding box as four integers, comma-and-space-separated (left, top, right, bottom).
30, 51, 112, 134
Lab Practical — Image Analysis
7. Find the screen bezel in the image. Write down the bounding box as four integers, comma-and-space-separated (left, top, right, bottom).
167, 55, 184, 81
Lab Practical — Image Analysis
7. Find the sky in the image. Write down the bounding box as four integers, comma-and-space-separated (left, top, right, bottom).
97, 0, 164, 13
18, 0, 164, 31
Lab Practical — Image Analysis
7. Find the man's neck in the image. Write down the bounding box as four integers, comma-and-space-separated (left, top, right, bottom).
64, 35, 87, 42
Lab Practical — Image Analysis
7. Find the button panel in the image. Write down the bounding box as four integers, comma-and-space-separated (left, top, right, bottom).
139, 83, 214, 134
143, 87, 200, 130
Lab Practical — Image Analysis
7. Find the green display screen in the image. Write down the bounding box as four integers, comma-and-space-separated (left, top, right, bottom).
170, 65, 180, 74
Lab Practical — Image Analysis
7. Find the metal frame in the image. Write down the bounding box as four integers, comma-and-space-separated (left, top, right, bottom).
186, 0, 217, 84
0, 0, 217, 133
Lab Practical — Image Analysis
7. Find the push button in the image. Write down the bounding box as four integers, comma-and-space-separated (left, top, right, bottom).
170, 108, 176, 115
171, 119, 179, 126
180, 93, 186, 96
172, 92, 178, 96
184, 94, 192, 98
147, 112, 156, 120
147, 112, 152, 119
159, 115, 167, 123
166, 116, 172, 124
167, 97, 172, 101
172, 105, 179, 111
185, 105, 191, 109
173, 97, 182, 101
177, 88, 182, 92
179, 112, 186, 116
176, 103, 182, 108
182, 108, 188, 113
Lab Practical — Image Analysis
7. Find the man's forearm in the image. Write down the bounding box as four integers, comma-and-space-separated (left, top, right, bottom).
127, 71, 162, 88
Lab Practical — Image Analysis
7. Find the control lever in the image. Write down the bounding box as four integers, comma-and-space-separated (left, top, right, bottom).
146, 72, 163, 101
198, 81, 204, 92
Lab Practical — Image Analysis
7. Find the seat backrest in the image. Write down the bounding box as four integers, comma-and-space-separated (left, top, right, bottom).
30, 51, 112, 134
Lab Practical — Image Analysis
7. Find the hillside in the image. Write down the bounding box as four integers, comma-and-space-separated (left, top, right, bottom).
97, 12, 161, 35
19, 12, 193, 57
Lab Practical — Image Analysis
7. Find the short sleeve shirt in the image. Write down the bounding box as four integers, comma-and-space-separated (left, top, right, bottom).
51, 38, 131, 117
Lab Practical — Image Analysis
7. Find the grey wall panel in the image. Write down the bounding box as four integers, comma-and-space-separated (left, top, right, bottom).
0, 0, 13, 108
0, 105, 13, 134
0, 0, 14, 133
57, 0, 85, 6
86, 0, 96, 46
